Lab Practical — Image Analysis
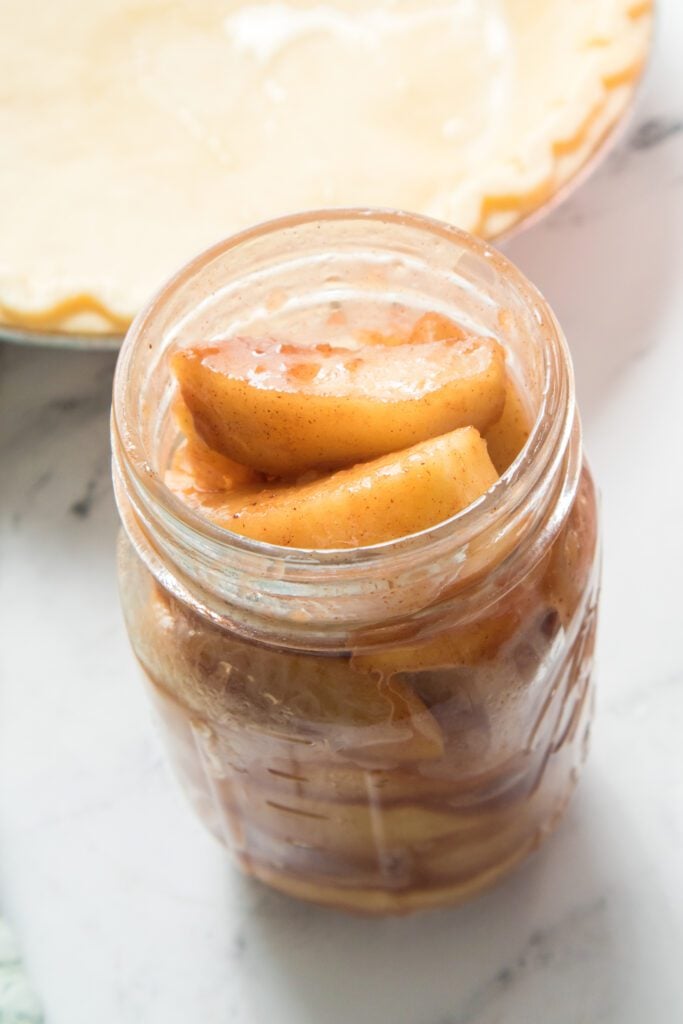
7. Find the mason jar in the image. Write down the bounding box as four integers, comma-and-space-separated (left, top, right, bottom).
112, 209, 599, 914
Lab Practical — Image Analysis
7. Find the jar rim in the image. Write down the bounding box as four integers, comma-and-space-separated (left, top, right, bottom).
113, 206, 574, 568
112, 207, 579, 648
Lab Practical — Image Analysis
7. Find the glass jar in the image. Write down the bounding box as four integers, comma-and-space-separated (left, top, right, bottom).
112, 209, 599, 915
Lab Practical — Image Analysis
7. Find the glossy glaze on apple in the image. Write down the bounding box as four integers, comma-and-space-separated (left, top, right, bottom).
167, 314, 506, 547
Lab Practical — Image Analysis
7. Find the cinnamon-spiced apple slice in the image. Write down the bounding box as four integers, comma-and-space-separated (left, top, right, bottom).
169, 426, 498, 549
172, 334, 505, 477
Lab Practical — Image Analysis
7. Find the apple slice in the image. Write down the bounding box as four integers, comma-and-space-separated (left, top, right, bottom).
144, 584, 444, 765
354, 327, 410, 347
172, 333, 505, 477
483, 374, 532, 474
209, 785, 467, 862
352, 613, 520, 679
169, 426, 499, 549
543, 467, 598, 625
168, 398, 258, 493
352, 547, 552, 678
355, 312, 466, 348
409, 311, 467, 344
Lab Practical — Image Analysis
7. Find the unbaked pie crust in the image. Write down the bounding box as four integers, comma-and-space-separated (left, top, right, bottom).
0, 0, 652, 334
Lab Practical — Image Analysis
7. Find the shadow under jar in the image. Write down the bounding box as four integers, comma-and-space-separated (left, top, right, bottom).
112, 209, 599, 915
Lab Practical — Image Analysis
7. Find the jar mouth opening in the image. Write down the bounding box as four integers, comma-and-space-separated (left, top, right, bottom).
113, 207, 574, 574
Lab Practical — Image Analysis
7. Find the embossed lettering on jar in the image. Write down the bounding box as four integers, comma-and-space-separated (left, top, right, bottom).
112, 210, 600, 915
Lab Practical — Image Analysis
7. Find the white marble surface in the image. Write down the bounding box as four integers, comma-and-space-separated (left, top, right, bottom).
2, 9, 683, 1022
